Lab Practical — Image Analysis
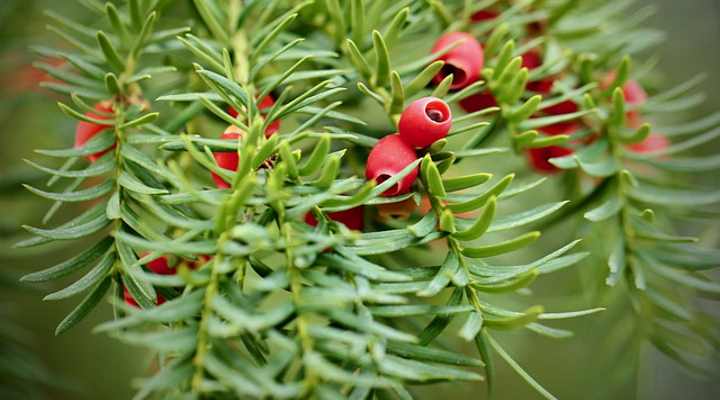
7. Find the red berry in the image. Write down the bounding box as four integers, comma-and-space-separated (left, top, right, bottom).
471, 9, 499, 22
123, 286, 165, 308
628, 133, 669, 153
211, 125, 243, 189
123, 254, 179, 308
521, 50, 543, 70
366, 134, 419, 197
459, 90, 497, 113
544, 99, 578, 115
75, 101, 114, 162
527, 146, 574, 174
123, 287, 139, 308
521, 49, 555, 94
398, 97, 452, 148
431, 32, 484, 90
227, 95, 280, 137
191, 255, 212, 269
146, 256, 174, 275
305, 206, 365, 231
538, 100, 580, 136
527, 78, 555, 94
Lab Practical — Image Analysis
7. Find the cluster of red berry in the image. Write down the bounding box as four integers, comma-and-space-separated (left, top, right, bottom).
362, 29, 484, 203
69, 7, 671, 309
454, 8, 570, 173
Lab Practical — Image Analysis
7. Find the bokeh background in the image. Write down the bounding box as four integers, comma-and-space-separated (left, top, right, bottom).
0, 1, 718, 399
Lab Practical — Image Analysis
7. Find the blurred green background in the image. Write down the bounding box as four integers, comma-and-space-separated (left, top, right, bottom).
1, 1, 718, 399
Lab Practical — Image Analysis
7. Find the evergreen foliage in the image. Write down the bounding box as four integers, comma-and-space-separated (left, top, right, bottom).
16, 0, 719, 398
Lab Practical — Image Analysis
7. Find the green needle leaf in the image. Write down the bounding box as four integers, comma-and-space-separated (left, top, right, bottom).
372, 30, 390, 87
192, 0, 230, 43
96, 31, 125, 71
453, 196, 496, 241
55, 277, 111, 335
463, 231, 541, 258
485, 331, 558, 400
405, 60, 444, 98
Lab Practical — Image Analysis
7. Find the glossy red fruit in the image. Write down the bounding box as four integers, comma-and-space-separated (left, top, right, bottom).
211, 125, 244, 189
459, 90, 497, 113
471, 9, 499, 22
538, 100, 580, 135
398, 97, 452, 148
431, 32, 484, 90
146, 256, 174, 275
123, 287, 165, 308
522, 50, 555, 94
123, 287, 139, 308
527, 78, 555, 94
527, 146, 574, 174
305, 206, 365, 231
75, 101, 114, 162
366, 134, 419, 197
628, 133, 669, 153
521, 50, 543, 70
227, 95, 280, 137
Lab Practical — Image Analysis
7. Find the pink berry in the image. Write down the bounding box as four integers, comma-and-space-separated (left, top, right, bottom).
365, 134, 419, 197
628, 133, 669, 153
622, 80, 647, 106
398, 97, 452, 148
623, 80, 647, 128
431, 32, 484, 90
74, 101, 114, 162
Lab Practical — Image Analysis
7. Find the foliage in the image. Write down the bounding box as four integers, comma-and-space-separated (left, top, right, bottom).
15, 0, 720, 399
